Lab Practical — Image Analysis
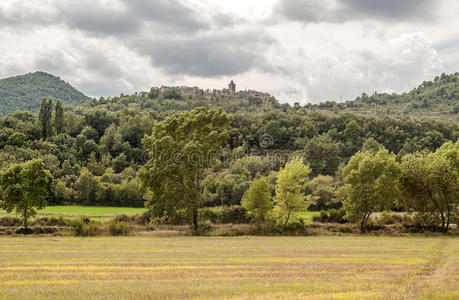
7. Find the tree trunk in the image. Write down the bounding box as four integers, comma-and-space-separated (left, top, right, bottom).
360, 213, 370, 233
192, 207, 198, 234
440, 212, 446, 232
283, 211, 291, 229
360, 217, 366, 233
23, 208, 28, 231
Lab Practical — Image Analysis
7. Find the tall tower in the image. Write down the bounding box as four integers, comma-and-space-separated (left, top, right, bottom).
228, 80, 236, 94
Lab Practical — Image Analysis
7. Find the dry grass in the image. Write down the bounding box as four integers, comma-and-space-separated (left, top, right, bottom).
0, 236, 458, 299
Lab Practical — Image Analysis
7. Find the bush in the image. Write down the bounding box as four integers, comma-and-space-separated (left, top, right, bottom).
313, 208, 347, 223
220, 206, 250, 224
199, 206, 250, 224
71, 217, 99, 236
0, 216, 22, 226
376, 212, 413, 226
108, 221, 131, 236
32, 217, 69, 227
199, 208, 221, 224
412, 213, 441, 230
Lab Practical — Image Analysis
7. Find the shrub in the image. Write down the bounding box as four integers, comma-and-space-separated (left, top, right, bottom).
220, 206, 250, 224
0, 216, 22, 226
199, 206, 250, 224
71, 217, 99, 236
199, 208, 221, 224
32, 217, 69, 227
135, 211, 152, 225
412, 213, 441, 230
196, 220, 212, 235
108, 221, 131, 236
376, 212, 413, 226
313, 208, 347, 223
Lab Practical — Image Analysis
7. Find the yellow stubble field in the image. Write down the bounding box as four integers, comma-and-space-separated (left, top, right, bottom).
0, 236, 458, 299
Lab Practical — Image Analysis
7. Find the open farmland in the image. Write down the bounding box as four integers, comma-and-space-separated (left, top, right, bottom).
0, 206, 146, 220
0, 236, 458, 299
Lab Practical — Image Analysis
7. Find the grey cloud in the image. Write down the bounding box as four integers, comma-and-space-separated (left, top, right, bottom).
0, 0, 209, 36
275, 0, 439, 24
124, 0, 209, 33
59, 4, 140, 36
134, 30, 276, 77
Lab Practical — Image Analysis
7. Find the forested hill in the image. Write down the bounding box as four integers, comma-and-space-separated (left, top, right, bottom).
0, 72, 88, 116
306, 72, 459, 119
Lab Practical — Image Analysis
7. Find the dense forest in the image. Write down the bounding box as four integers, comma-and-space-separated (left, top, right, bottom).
1, 72, 458, 210
0, 72, 88, 116
0, 71, 458, 233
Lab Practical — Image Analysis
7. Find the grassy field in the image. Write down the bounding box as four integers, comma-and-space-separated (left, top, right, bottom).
1, 206, 318, 223
0, 236, 457, 299
0, 206, 146, 220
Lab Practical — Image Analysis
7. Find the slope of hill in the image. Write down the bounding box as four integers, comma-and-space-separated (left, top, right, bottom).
306, 72, 459, 119
0, 71, 89, 116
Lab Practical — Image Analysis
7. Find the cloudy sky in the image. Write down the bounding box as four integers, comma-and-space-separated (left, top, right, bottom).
1, 0, 459, 104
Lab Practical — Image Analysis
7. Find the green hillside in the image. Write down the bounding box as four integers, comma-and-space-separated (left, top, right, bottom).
0, 71, 88, 116
306, 72, 459, 119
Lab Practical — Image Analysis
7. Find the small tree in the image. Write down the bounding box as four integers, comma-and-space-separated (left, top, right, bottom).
0, 159, 53, 231
241, 177, 272, 223
55, 99, 65, 134
274, 157, 312, 227
343, 149, 401, 232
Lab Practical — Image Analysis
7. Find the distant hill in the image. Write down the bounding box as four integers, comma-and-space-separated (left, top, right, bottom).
306, 72, 459, 119
0, 71, 89, 116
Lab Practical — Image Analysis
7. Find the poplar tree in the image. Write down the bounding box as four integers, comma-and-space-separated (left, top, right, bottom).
55, 99, 65, 134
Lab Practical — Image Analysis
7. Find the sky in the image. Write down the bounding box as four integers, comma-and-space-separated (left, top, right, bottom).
1, 0, 459, 104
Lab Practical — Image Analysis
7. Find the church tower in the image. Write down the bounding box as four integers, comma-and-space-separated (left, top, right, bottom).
228, 80, 236, 94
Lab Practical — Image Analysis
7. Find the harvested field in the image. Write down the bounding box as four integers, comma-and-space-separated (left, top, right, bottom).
0, 236, 458, 299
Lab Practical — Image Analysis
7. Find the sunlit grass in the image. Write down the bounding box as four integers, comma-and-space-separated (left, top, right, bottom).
0, 236, 457, 299
0, 206, 146, 220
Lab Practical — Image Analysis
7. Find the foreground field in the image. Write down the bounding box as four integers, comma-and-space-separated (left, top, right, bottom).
0, 236, 458, 299
0, 206, 146, 220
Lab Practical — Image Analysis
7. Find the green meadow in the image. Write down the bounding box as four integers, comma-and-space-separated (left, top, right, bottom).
0, 206, 146, 220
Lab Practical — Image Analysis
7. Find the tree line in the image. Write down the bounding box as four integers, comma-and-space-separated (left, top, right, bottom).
1, 105, 457, 233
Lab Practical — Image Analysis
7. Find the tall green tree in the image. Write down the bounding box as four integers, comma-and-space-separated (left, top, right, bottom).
38, 98, 53, 139
343, 149, 401, 232
401, 141, 459, 232
139, 107, 231, 232
0, 159, 53, 231
274, 157, 312, 227
55, 99, 65, 134
241, 176, 272, 223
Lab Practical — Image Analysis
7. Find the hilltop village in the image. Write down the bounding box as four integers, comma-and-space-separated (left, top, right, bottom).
159, 80, 272, 100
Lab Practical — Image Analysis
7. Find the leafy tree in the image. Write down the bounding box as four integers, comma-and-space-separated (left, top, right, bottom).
74, 168, 100, 205
304, 134, 340, 176
343, 149, 401, 232
81, 126, 99, 142
274, 157, 312, 227
241, 176, 272, 222
401, 141, 459, 232
139, 108, 231, 232
55, 99, 65, 134
307, 175, 338, 210
7, 132, 26, 147
361, 137, 383, 153
38, 98, 53, 139
0, 159, 53, 230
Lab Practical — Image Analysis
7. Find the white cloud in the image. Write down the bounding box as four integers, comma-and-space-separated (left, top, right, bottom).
0, 0, 457, 103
